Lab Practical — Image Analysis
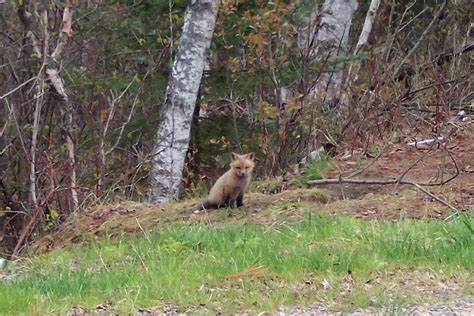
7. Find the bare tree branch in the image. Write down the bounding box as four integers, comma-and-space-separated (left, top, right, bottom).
394, 0, 448, 75
308, 138, 462, 216
0, 76, 37, 100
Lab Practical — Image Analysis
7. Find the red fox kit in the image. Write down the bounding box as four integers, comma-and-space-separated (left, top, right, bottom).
195, 152, 255, 212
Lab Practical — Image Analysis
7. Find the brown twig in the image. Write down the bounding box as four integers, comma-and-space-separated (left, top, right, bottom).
0, 76, 37, 100
396, 140, 437, 185
11, 186, 70, 258
411, 183, 460, 213
308, 177, 417, 185
308, 177, 461, 212
11, 206, 43, 258
401, 75, 469, 101
437, 141, 460, 186
309, 135, 463, 215
394, 0, 448, 75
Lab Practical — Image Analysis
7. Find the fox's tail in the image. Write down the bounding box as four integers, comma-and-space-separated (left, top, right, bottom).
194, 200, 219, 213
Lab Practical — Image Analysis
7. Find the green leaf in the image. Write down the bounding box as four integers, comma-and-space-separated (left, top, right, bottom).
50, 209, 59, 219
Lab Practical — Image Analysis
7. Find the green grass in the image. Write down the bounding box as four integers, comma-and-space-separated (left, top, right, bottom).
0, 213, 473, 314
297, 156, 333, 185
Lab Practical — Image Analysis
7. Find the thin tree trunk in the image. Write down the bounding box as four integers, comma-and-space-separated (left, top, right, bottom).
148, 0, 219, 203
18, 0, 79, 211
348, 0, 381, 83
18, 0, 41, 209
28, 10, 50, 209
354, 0, 380, 54
29, 77, 43, 208
46, 0, 79, 211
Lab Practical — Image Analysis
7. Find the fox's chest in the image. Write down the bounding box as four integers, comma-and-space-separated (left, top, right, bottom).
226, 178, 249, 198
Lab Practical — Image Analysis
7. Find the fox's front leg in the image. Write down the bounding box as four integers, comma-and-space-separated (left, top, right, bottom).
222, 195, 234, 208
236, 192, 244, 208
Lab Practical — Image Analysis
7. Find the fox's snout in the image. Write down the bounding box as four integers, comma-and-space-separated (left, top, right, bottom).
235, 170, 248, 177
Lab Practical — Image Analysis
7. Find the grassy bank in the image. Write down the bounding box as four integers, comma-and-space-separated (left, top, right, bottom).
0, 213, 472, 314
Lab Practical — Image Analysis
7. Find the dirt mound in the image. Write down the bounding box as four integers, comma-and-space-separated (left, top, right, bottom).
33, 123, 473, 253
32, 188, 329, 251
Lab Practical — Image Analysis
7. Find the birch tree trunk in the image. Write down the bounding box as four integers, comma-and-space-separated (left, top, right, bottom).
148, 0, 219, 203
296, 0, 358, 156
314, 0, 358, 102
354, 0, 380, 54
348, 0, 381, 83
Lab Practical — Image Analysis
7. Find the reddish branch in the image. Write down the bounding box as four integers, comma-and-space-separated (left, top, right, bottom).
10, 186, 72, 258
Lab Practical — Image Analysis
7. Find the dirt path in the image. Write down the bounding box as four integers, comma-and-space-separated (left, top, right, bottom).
278, 298, 474, 315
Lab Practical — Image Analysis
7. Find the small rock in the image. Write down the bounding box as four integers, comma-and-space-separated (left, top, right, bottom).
0, 258, 6, 269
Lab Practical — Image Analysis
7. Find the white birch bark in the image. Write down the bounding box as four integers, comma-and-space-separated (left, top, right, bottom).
314, 0, 358, 101
354, 0, 380, 54
148, 0, 219, 203
296, 0, 358, 155
348, 0, 381, 83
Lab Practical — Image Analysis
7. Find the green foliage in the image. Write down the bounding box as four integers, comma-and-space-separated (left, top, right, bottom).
43, 209, 60, 231
297, 156, 333, 185
0, 214, 472, 313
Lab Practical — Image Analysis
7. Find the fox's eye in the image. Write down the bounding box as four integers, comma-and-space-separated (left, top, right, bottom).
236, 167, 241, 170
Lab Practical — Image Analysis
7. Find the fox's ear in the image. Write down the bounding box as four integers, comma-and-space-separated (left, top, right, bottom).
246, 152, 255, 161
231, 152, 238, 160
